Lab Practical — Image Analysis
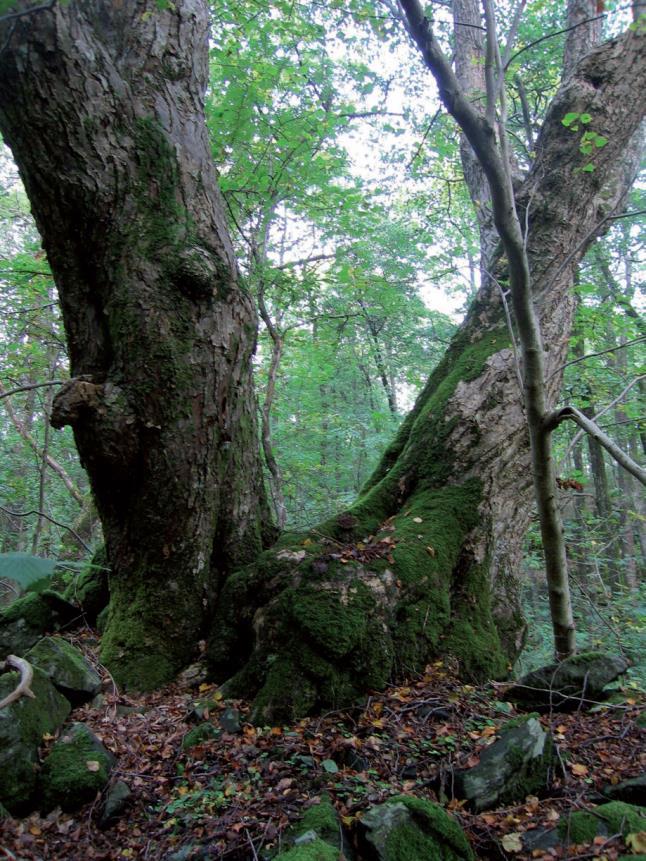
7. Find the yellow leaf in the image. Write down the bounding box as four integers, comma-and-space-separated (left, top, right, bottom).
341, 815, 355, 826
626, 831, 646, 853
29, 825, 42, 836
303, 538, 313, 546
198, 683, 211, 692
177, 786, 189, 796
555, 724, 567, 734
571, 762, 589, 776
86, 760, 101, 772
501, 832, 523, 853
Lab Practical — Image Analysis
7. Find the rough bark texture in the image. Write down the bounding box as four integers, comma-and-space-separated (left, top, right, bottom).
0, 0, 273, 689
206, 25, 645, 723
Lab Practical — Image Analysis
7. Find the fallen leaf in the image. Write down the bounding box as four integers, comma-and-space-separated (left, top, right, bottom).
86, 760, 100, 772
501, 832, 523, 853
626, 831, 646, 853
570, 762, 589, 776
413, 517, 423, 523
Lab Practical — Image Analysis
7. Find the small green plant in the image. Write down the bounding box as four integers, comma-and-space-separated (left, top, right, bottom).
561, 112, 608, 173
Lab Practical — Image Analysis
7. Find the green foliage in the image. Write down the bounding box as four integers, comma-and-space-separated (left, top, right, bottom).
0, 552, 57, 588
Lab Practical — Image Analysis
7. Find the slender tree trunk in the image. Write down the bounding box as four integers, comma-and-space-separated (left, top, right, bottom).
0, 0, 273, 689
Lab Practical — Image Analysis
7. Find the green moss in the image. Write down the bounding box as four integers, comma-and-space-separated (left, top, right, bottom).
297, 799, 339, 843
100, 564, 203, 690
40, 722, 114, 812
249, 657, 318, 725
558, 802, 646, 844
365, 796, 475, 861
0, 667, 71, 812
273, 839, 338, 861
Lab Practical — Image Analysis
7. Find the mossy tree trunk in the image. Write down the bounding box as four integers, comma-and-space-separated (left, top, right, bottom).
0, 0, 274, 689
206, 19, 645, 724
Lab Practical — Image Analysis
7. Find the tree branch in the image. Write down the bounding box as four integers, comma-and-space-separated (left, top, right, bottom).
545, 406, 646, 485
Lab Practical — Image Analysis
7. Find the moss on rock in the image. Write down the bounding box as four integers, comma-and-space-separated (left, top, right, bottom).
0, 666, 71, 812
272, 839, 338, 861
25, 636, 101, 704
558, 802, 646, 844
39, 722, 115, 812
360, 795, 475, 860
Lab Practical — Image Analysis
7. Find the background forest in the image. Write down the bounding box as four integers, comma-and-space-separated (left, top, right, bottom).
0, 0, 644, 681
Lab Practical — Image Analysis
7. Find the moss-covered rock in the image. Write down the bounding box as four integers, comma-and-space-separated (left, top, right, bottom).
25, 636, 101, 704
557, 801, 646, 844
0, 590, 81, 661
451, 715, 555, 811
602, 773, 646, 806
358, 796, 474, 860
63, 555, 109, 624
508, 652, 629, 711
181, 722, 220, 750
39, 722, 115, 812
272, 839, 338, 861
0, 665, 71, 812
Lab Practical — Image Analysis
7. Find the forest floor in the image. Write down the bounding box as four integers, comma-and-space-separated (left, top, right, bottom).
0, 630, 644, 861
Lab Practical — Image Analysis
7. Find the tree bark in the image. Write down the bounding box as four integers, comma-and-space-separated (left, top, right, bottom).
0, 0, 273, 689
206, 18, 645, 722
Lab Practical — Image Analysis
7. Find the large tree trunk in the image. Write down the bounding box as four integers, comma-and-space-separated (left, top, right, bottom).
206, 25, 645, 723
0, 0, 273, 689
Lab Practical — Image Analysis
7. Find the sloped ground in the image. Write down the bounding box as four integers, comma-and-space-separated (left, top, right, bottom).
1, 630, 643, 860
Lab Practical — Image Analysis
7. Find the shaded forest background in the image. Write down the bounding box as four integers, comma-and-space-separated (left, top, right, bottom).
0, 0, 644, 683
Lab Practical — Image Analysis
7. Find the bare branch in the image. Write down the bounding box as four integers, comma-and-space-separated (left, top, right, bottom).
0, 505, 91, 552
0, 380, 66, 401
545, 406, 646, 484
548, 336, 646, 379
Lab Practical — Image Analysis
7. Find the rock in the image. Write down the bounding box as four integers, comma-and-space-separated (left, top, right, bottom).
25, 636, 101, 705
451, 715, 556, 812
603, 773, 646, 806
0, 665, 71, 812
557, 801, 646, 845
508, 652, 629, 711
219, 707, 241, 734
176, 662, 209, 688
0, 591, 80, 660
63, 563, 109, 624
357, 795, 475, 860
99, 780, 131, 828
181, 722, 221, 750
39, 722, 115, 812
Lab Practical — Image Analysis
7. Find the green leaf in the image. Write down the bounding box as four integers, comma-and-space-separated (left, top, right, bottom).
0, 552, 57, 587
321, 759, 339, 773
579, 113, 592, 124
562, 112, 580, 128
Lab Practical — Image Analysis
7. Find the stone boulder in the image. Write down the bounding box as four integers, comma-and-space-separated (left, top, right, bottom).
274, 799, 346, 860
0, 591, 80, 660
62, 561, 109, 624
508, 652, 629, 711
0, 665, 71, 812
39, 722, 115, 812
25, 636, 101, 705
451, 715, 556, 812
99, 779, 131, 828
357, 795, 475, 860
